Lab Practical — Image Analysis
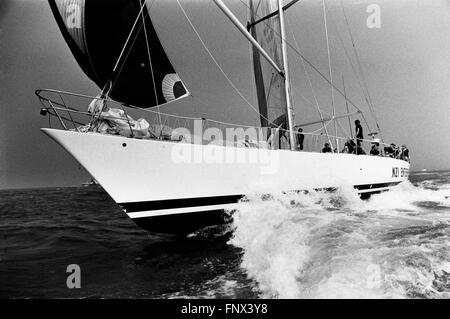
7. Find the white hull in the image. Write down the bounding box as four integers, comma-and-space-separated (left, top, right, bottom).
43, 128, 410, 234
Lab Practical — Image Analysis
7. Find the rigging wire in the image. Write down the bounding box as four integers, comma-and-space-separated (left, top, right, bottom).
286, 14, 333, 146
322, 0, 338, 152
336, 115, 350, 142
340, 1, 383, 140
328, 11, 373, 133
342, 75, 353, 139
109, 0, 148, 88
341, 3, 373, 107
140, 0, 163, 130
247, 3, 258, 126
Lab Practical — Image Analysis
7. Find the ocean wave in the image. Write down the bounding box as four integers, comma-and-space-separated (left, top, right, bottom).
229, 180, 450, 298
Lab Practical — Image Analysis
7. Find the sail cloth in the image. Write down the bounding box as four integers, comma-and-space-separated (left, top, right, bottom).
88, 107, 182, 141
48, 0, 187, 108
248, 0, 286, 128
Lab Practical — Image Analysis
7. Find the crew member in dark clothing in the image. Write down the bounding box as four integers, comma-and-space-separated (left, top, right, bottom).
384, 143, 395, 157
355, 146, 366, 155
322, 142, 332, 153
297, 128, 305, 150
394, 145, 401, 158
344, 138, 356, 154
370, 140, 380, 156
401, 145, 410, 162
355, 120, 364, 148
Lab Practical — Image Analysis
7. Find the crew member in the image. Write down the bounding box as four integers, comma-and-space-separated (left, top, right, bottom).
370, 139, 380, 156
322, 142, 332, 153
401, 144, 410, 162
384, 143, 395, 157
297, 128, 305, 150
355, 120, 363, 147
344, 138, 355, 154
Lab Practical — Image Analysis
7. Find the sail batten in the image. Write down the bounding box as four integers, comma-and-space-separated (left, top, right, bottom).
49, 0, 187, 108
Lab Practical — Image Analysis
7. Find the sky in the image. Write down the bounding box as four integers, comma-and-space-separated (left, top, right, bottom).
1, 0, 450, 189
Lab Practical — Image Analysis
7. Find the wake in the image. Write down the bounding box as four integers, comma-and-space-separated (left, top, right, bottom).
229, 180, 450, 298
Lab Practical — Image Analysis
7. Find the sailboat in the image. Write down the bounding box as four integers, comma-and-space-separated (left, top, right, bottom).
38, 0, 410, 235
81, 178, 99, 187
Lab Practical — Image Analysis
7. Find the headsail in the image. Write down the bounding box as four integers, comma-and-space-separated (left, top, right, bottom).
248, 0, 286, 128
48, 0, 187, 108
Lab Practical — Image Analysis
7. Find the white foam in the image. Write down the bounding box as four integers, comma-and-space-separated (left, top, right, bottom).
229, 180, 450, 299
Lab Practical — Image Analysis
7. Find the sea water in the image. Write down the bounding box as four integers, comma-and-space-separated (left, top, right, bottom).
1, 171, 449, 298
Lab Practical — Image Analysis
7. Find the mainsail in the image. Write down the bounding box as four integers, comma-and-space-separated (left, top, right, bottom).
248, 0, 286, 128
48, 0, 187, 108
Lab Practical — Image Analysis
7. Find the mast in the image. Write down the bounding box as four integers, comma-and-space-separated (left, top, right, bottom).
278, 0, 296, 151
